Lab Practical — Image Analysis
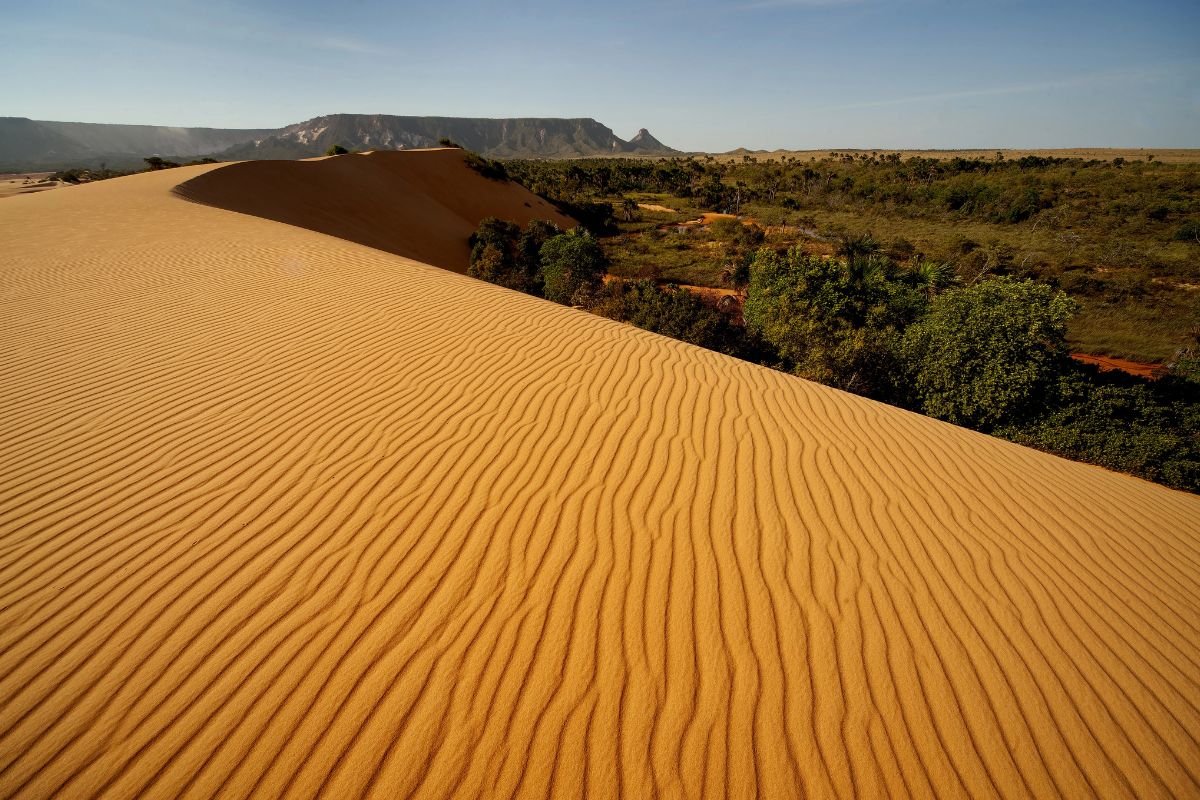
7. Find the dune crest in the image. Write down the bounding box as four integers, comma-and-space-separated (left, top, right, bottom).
1, 158, 1198, 799
173, 149, 575, 271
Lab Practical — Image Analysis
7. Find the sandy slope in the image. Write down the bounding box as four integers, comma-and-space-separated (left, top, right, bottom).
0, 175, 59, 200
174, 149, 574, 271
1, 154, 1199, 800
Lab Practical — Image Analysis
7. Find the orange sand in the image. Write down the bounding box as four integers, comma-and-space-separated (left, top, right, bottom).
175, 149, 573, 271
1, 152, 1199, 799
0, 175, 60, 200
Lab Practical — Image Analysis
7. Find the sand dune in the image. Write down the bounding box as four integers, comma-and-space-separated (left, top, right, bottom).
0, 175, 59, 200
1, 154, 1199, 800
174, 149, 574, 271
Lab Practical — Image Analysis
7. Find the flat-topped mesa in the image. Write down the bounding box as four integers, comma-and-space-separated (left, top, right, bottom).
223, 114, 681, 160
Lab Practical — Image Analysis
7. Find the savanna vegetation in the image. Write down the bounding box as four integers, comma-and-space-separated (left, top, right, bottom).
504, 153, 1200, 363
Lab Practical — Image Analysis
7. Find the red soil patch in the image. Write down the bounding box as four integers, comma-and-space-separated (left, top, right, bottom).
1071, 353, 1166, 379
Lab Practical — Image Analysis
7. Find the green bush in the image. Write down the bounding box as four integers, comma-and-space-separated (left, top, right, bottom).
541, 229, 606, 305
143, 156, 180, 170
593, 280, 736, 353
1174, 219, 1200, 243
1001, 367, 1200, 492
517, 220, 563, 295
744, 246, 924, 399
902, 277, 1076, 428
467, 217, 563, 294
463, 151, 508, 181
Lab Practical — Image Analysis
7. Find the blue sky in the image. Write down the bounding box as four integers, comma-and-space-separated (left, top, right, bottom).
6, 0, 1198, 151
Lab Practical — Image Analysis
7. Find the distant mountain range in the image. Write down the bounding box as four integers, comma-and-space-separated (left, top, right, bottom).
0, 118, 276, 172
0, 114, 677, 171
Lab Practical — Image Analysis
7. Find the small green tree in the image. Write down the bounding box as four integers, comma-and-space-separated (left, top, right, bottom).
540, 228, 606, 305
517, 219, 563, 295
468, 218, 565, 295
143, 156, 179, 170
905, 258, 958, 297
1166, 327, 1200, 383
743, 247, 924, 398
468, 218, 523, 289
835, 233, 881, 272
467, 244, 512, 287
1173, 219, 1200, 244
325, 144, 349, 156
901, 276, 1077, 428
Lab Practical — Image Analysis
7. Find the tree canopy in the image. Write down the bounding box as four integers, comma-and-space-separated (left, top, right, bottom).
540, 229, 606, 306
744, 247, 924, 398
902, 276, 1077, 428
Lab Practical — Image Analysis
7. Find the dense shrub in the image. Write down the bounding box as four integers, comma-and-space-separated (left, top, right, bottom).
467, 218, 562, 294
744, 247, 924, 399
1174, 219, 1200, 243
593, 280, 737, 354
1001, 367, 1200, 492
463, 151, 508, 181
550, 198, 616, 235
902, 277, 1076, 428
540, 229, 607, 305
143, 156, 180, 170
709, 218, 765, 254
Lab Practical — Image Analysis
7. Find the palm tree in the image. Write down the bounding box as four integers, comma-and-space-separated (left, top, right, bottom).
836, 233, 881, 271
906, 258, 958, 297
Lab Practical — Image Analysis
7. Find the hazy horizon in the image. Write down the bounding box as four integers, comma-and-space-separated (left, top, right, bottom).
7, 0, 1200, 151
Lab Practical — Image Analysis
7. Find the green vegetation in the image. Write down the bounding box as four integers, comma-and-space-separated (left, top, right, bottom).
503, 154, 1199, 362
1000, 368, 1199, 490
592, 280, 742, 355
1176, 219, 1200, 244
744, 246, 923, 398
468, 217, 563, 294
903, 277, 1077, 428
143, 156, 180, 170
324, 144, 350, 156
467, 218, 606, 305
540, 228, 606, 305
52, 155, 218, 184
463, 151, 509, 182
52, 165, 132, 183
